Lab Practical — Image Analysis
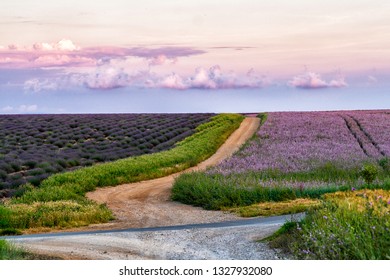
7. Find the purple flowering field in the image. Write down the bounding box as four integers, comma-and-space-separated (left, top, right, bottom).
210, 110, 389, 188
349, 111, 390, 157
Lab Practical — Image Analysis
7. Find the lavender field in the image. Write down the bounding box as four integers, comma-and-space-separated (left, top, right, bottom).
172, 110, 390, 209
213, 110, 389, 173
0, 113, 213, 196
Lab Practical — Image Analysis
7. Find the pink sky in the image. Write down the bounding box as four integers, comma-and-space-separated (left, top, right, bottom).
0, 1, 389, 113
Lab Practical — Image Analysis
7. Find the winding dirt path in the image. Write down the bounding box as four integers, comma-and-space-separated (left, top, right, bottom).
84, 117, 260, 230
10, 116, 293, 260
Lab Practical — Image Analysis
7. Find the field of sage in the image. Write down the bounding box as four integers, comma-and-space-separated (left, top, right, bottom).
172, 110, 390, 259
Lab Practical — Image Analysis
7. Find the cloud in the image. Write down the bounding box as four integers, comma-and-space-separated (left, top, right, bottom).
1, 104, 38, 113
24, 78, 59, 92
127, 47, 205, 58
146, 54, 178, 66
159, 65, 269, 90
0, 40, 205, 69
83, 66, 130, 90
19, 104, 38, 112
159, 73, 188, 89
328, 77, 348, 88
23, 64, 269, 92
367, 75, 378, 84
32, 39, 80, 51
33, 55, 95, 67
288, 72, 348, 89
1, 106, 14, 112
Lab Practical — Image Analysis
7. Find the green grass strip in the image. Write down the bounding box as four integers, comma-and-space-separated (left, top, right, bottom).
172, 171, 390, 210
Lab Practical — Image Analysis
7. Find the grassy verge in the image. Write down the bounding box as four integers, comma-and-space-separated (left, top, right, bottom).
268, 189, 390, 259
0, 114, 244, 231
0, 240, 27, 260
0, 239, 62, 260
171, 167, 390, 210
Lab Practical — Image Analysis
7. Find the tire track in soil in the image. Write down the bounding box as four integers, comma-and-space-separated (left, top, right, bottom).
342, 115, 383, 159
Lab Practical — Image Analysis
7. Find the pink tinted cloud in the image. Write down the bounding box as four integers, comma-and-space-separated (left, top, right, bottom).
162, 65, 268, 90
84, 67, 130, 90
288, 72, 348, 89
24, 65, 268, 91
0, 40, 205, 69
159, 73, 187, 89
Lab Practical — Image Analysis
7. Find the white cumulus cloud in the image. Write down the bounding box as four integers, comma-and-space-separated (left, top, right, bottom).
288, 72, 348, 89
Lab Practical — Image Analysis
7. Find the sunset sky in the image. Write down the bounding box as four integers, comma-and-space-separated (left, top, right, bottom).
1, 0, 389, 113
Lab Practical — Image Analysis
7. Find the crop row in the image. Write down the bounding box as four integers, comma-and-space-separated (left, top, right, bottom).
0, 113, 214, 195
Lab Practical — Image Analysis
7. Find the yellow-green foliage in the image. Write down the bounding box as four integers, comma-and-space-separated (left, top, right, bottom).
228, 198, 320, 217
1, 200, 113, 229
1, 114, 244, 231
323, 189, 390, 216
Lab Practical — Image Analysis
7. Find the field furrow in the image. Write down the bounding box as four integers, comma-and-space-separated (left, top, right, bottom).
342, 115, 383, 158
348, 111, 390, 157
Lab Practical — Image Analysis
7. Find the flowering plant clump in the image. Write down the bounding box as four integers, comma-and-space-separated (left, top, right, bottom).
292, 189, 390, 259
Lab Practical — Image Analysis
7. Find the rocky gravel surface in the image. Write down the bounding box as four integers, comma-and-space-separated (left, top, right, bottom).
14, 221, 291, 260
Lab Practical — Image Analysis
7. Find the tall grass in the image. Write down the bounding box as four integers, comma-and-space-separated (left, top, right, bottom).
0, 201, 112, 229
1, 114, 244, 231
0, 240, 26, 260
171, 168, 390, 210
290, 189, 390, 259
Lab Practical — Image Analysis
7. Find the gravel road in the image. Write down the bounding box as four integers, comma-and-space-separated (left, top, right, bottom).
7, 214, 300, 260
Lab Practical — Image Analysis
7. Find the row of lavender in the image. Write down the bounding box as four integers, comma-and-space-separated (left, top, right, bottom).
0, 113, 214, 194
210, 110, 389, 188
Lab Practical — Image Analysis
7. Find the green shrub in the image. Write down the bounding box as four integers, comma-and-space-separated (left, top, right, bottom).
379, 157, 389, 171
360, 163, 379, 185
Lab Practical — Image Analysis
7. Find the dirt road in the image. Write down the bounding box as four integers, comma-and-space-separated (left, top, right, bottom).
85, 117, 260, 230
7, 116, 295, 260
